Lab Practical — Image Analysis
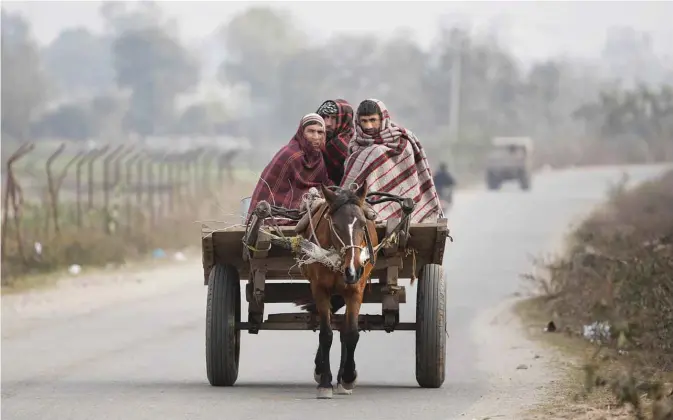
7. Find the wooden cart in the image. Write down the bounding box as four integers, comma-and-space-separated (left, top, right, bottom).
202, 194, 450, 389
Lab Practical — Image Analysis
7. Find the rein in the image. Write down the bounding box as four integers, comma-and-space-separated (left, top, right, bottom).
307, 202, 376, 268
325, 214, 365, 260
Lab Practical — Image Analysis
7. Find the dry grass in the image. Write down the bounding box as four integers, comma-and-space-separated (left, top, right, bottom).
1, 181, 255, 291
517, 298, 673, 420
518, 168, 673, 420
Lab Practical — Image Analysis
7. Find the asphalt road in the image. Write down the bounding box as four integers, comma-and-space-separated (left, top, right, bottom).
2, 164, 671, 420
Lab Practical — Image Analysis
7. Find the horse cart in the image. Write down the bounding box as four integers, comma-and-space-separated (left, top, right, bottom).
201, 189, 451, 389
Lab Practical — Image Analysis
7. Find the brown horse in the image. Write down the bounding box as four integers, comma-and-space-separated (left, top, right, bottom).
298, 183, 378, 399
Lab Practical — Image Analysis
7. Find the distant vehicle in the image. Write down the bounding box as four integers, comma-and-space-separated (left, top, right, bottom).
485, 136, 533, 191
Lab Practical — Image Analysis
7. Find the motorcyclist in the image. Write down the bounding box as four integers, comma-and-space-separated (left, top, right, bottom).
433, 162, 456, 204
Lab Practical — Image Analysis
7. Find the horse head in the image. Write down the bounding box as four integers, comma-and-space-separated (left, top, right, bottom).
320, 183, 372, 285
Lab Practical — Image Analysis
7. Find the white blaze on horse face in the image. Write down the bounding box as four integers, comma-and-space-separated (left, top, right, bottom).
348, 216, 356, 273
360, 246, 369, 264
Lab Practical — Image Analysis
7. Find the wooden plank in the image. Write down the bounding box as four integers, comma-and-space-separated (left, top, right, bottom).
204, 219, 449, 281
252, 229, 271, 259
247, 268, 266, 334
383, 218, 400, 257
245, 282, 406, 304
432, 217, 449, 264
248, 313, 415, 331
382, 266, 400, 312
237, 321, 416, 331
201, 227, 214, 285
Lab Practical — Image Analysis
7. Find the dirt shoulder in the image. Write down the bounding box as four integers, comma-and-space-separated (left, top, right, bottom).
515, 169, 673, 420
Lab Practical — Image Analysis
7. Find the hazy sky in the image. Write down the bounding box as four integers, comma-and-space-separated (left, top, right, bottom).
4, 1, 673, 63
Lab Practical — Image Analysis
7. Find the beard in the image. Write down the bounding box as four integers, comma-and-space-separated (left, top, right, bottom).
325, 130, 336, 142
309, 140, 325, 153
363, 127, 378, 136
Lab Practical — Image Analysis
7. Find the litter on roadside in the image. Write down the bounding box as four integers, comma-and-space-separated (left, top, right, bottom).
583, 321, 611, 343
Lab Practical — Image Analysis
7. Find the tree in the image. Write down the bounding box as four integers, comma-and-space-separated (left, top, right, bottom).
1, 10, 49, 141
42, 27, 115, 96
217, 7, 307, 102
601, 26, 667, 87
527, 61, 561, 124
32, 103, 96, 141
176, 101, 230, 135
106, 3, 200, 136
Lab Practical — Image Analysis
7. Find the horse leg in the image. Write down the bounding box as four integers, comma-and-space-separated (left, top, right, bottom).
313, 288, 334, 399
314, 295, 346, 384
336, 336, 347, 389
337, 292, 362, 395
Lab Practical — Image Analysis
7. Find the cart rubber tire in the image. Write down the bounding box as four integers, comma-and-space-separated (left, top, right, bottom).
206, 264, 241, 386
486, 172, 501, 190
415, 263, 447, 388
519, 172, 531, 191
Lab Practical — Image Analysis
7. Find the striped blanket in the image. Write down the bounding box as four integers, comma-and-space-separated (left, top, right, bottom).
341, 99, 442, 223
247, 113, 333, 225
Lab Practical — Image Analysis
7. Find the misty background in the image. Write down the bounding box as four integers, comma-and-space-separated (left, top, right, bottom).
2, 0, 673, 177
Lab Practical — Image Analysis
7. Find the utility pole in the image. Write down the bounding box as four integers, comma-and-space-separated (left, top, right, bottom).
447, 30, 462, 171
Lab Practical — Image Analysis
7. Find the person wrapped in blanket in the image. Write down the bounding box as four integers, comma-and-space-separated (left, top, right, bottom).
315, 99, 355, 186
247, 113, 333, 225
298, 99, 444, 316
341, 99, 443, 223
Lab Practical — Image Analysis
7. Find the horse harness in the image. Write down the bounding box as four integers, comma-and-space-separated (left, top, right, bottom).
308, 202, 376, 267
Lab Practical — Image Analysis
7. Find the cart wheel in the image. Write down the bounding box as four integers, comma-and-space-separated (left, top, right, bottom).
519, 171, 531, 191
415, 263, 447, 388
206, 263, 241, 386
486, 171, 501, 190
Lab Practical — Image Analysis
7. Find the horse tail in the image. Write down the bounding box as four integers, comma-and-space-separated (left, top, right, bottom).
294, 295, 346, 314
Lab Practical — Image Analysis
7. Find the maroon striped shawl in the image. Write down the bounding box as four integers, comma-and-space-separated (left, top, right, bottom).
341, 99, 442, 222
318, 99, 354, 185
248, 114, 334, 224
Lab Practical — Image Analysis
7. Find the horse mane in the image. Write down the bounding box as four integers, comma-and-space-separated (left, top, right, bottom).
328, 188, 363, 214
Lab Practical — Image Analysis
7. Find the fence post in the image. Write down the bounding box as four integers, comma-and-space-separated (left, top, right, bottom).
88, 145, 110, 211
1, 143, 35, 265
45, 143, 66, 236
76, 149, 98, 228
146, 152, 156, 229
54, 149, 84, 233
124, 151, 143, 235
102, 146, 124, 234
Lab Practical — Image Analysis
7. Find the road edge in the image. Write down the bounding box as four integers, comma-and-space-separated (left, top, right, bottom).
456, 296, 568, 419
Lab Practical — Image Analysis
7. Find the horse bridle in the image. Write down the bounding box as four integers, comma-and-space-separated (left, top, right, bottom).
319, 183, 376, 265
324, 212, 375, 265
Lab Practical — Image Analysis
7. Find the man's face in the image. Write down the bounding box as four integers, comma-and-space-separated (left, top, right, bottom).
303, 124, 326, 151
323, 114, 337, 137
359, 113, 381, 135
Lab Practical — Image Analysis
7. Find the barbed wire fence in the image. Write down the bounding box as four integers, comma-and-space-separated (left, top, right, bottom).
1, 141, 248, 280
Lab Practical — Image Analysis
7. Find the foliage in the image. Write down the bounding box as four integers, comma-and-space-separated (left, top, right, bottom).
1, 142, 254, 285
109, 4, 200, 136
1, 3, 672, 174
41, 27, 115, 96
1, 10, 50, 141
526, 170, 673, 369
522, 170, 673, 419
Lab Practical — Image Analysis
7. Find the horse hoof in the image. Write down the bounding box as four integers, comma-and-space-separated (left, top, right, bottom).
336, 383, 353, 395
342, 369, 357, 386
314, 370, 320, 385
317, 387, 333, 399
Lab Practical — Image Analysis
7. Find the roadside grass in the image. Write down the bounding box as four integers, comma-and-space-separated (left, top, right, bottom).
516, 168, 673, 420
1, 180, 256, 293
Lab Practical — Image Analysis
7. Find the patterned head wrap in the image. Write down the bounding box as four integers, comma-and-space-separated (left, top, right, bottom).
301, 112, 325, 129
316, 100, 339, 116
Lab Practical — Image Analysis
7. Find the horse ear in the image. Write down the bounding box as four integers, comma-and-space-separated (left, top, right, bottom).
355, 182, 367, 204
320, 184, 336, 203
